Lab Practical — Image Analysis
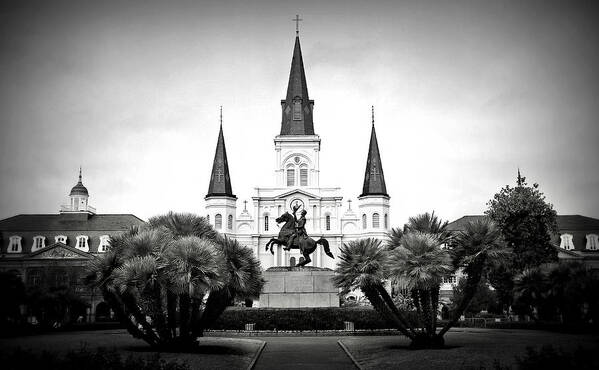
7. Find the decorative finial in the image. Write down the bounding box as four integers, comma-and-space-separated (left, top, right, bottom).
219, 105, 223, 127
292, 14, 303, 35
371, 105, 375, 126
517, 167, 525, 187
347, 199, 352, 210
244, 200, 248, 211
78, 166, 82, 183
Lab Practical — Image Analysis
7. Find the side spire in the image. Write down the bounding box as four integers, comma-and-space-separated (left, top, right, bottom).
206, 107, 236, 198
360, 106, 388, 197
280, 24, 315, 135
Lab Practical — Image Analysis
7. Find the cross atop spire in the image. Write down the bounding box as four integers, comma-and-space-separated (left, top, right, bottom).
78, 166, 83, 184
219, 105, 222, 127
292, 14, 302, 35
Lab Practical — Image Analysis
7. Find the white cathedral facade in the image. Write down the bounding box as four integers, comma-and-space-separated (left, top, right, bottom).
204, 33, 391, 269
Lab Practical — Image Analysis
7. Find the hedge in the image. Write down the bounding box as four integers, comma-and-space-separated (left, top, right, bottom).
211, 307, 418, 331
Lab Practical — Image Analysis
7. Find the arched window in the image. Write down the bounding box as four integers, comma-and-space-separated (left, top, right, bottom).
362, 214, 367, 229
372, 213, 380, 228
384, 214, 388, 229
299, 257, 305, 265
290, 256, 296, 266
300, 166, 308, 186
264, 215, 269, 231
32, 236, 45, 251
559, 234, 574, 250
55, 235, 67, 244
586, 234, 598, 250
326, 215, 331, 231
98, 235, 110, 253
227, 215, 233, 230
8, 236, 22, 253
287, 168, 295, 186
76, 235, 89, 252
215, 214, 222, 229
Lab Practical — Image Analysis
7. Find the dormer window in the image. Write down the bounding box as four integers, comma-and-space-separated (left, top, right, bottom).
8, 236, 22, 253
292, 99, 302, 120
559, 234, 574, 250
76, 235, 89, 252
55, 235, 67, 244
98, 235, 110, 253
32, 236, 46, 252
586, 234, 598, 250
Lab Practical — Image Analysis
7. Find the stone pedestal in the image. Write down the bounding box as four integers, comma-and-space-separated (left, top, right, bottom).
259, 267, 339, 308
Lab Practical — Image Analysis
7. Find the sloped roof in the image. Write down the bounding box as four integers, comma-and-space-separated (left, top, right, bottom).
360, 124, 388, 197
447, 215, 599, 232
0, 214, 145, 231
206, 124, 236, 198
280, 36, 315, 135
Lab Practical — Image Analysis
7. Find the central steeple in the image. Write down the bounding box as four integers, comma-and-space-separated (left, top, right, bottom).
280, 35, 315, 135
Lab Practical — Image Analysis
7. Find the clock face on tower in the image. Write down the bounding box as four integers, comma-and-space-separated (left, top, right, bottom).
290, 198, 305, 214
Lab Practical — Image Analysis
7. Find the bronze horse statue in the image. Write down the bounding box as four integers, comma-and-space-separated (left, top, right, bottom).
265, 212, 335, 267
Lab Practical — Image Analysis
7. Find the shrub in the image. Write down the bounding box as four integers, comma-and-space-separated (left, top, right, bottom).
211, 306, 419, 331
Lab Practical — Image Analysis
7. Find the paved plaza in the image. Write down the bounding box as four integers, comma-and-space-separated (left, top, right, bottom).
2, 328, 598, 369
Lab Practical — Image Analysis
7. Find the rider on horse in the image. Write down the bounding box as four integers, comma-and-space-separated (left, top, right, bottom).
285, 205, 307, 252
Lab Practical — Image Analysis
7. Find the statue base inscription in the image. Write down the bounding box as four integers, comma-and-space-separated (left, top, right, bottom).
259, 267, 339, 308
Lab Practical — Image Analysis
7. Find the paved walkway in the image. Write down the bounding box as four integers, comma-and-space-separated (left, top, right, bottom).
253, 336, 356, 370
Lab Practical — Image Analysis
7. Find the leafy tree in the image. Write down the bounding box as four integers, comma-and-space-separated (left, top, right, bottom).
87, 212, 264, 349
485, 170, 558, 309
450, 278, 501, 316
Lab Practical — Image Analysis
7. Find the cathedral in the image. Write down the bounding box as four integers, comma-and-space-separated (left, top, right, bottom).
204, 32, 391, 269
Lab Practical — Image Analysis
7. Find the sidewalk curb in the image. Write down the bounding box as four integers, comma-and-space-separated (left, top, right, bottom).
247, 340, 267, 370
337, 339, 363, 370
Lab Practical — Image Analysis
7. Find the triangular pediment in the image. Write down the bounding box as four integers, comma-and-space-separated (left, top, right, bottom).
26, 242, 92, 259
275, 189, 320, 200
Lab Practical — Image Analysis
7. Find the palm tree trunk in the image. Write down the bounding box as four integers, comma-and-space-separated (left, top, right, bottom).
375, 285, 417, 338
195, 289, 231, 338
166, 291, 178, 338
102, 288, 150, 342
179, 294, 191, 339
363, 286, 414, 339
121, 292, 161, 346
151, 284, 170, 342
438, 266, 483, 337
431, 286, 440, 333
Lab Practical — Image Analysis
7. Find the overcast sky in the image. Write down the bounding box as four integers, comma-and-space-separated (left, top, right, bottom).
1, 0, 598, 225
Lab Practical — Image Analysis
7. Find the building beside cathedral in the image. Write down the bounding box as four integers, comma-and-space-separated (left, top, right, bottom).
0, 170, 145, 322
204, 33, 391, 270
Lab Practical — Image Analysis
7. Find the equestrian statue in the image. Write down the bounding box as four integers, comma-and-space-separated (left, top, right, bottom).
265, 204, 335, 267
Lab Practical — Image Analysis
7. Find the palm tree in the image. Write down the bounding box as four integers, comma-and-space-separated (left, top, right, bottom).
438, 218, 508, 336
404, 211, 452, 245
333, 238, 415, 340
513, 266, 548, 321
196, 236, 265, 337
389, 232, 453, 345
87, 212, 263, 349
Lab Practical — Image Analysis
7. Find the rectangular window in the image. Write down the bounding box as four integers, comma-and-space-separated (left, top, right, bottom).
287, 169, 295, 186
300, 168, 308, 186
